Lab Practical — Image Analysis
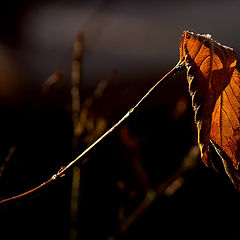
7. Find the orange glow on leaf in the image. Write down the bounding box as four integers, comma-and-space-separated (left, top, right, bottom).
180, 31, 240, 189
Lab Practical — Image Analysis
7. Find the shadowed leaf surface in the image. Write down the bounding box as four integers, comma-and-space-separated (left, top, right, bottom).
180, 31, 240, 189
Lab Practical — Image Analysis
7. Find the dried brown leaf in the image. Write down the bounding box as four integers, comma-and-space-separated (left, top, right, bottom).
180, 31, 240, 188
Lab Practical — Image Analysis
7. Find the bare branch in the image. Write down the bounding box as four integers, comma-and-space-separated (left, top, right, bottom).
0, 63, 185, 205
42, 72, 64, 95
117, 145, 200, 236
0, 146, 16, 178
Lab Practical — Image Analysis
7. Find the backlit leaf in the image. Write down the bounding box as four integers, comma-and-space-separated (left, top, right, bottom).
180, 31, 240, 189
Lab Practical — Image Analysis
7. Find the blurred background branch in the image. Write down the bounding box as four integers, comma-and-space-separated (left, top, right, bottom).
1, 1, 240, 240
111, 145, 200, 239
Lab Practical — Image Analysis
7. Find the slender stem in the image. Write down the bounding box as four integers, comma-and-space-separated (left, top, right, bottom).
0, 177, 53, 204
0, 63, 185, 205
57, 63, 184, 175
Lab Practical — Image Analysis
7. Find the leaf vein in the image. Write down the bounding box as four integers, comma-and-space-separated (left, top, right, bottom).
229, 83, 240, 105
224, 90, 240, 125
223, 135, 235, 160
221, 106, 235, 133
198, 55, 211, 70
232, 73, 240, 89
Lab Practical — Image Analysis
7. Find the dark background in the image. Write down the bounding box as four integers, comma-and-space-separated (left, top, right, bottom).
1, 1, 240, 239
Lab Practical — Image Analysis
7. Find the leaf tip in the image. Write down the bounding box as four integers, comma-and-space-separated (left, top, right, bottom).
201, 146, 219, 173
210, 140, 240, 191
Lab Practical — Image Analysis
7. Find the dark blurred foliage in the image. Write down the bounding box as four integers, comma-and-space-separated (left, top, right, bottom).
1, 1, 240, 240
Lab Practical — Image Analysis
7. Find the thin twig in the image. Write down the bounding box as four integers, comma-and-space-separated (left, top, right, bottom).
72, 32, 83, 134
42, 72, 64, 95
120, 126, 150, 190
0, 177, 54, 204
82, 68, 115, 110
74, 70, 113, 139
70, 32, 84, 240
0, 63, 185, 205
0, 147, 16, 178
116, 145, 200, 236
